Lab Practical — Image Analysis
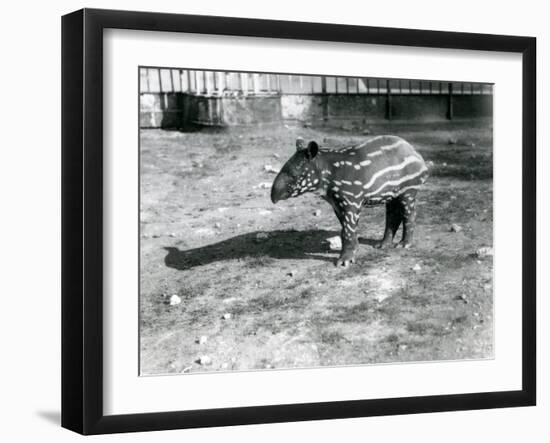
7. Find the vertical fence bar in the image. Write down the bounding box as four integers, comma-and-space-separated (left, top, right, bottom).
386, 79, 392, 120
169, 69, 174, 92
447, 82, 454, 120
321, 76, 328, 122
145, 68, 151, 93
157, 68, 163, 93
179, 69, 184, 92
218, 72, 225, 94
241, 73, 248, 95
253, 73, 260, 94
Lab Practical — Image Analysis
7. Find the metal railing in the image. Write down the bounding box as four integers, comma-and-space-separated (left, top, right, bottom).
139, 68, 493, 96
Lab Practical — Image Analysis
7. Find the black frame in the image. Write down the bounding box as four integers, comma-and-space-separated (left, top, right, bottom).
62, 8, 536, 435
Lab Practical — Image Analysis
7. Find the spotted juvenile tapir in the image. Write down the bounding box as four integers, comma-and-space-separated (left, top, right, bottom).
271, 136, 428, 267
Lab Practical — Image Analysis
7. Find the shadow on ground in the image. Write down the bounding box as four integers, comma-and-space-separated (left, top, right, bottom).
164, 229, 380, 270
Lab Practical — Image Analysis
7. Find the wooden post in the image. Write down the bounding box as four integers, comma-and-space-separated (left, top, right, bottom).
179, 69, 184, 92
157, 68, 163, 93
145, 68, 151, 93
237, 72, 243, 93
447, 82, 454, 120
169, 69, 174, 92
253, 73, 260, 95
218, 72, 226, 94
321, 76, 328, 122
194, 70, 200, 94
386, 79, 392, 120
241, 73, 248, 95
205, 71, 214, 95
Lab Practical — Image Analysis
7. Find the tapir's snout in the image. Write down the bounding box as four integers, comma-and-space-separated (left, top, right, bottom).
271, 172, 291, 204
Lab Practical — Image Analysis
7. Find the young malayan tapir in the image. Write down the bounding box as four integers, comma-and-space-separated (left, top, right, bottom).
271, 136, 428, 267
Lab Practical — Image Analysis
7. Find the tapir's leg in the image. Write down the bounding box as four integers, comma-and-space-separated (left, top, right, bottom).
374, 199, 403, 248
395, 190, 418, 248
325, 196, 345, 226
336, 204, 362, 267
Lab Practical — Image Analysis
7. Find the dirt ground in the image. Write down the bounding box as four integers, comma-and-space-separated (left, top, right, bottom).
139, 119, 494, 375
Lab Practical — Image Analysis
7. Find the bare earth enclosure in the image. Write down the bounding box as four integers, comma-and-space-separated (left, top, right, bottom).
139, 120, 493, 375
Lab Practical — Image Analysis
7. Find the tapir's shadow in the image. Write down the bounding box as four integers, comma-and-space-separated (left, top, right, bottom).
164, 229, 379, 271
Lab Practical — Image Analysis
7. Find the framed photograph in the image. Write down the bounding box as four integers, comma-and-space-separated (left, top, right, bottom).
62, 8, 536, 435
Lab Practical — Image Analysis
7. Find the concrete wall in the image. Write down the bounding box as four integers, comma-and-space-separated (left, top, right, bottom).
140, 93, 183, 128
140, 92, 492, 129
453, 95, 493, 118
221, 96, 282, 125
328, 95, 387, 122
389, 95, 448, 121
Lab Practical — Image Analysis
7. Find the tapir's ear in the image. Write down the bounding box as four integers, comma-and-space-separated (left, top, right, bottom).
306, 141, 319, 160
296, 137, 306, 151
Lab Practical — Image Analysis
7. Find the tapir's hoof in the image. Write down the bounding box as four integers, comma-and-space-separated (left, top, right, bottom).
335, 254, 356, 267
335, 258, 355, 267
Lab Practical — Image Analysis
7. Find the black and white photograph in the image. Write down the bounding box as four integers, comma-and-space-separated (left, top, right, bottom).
139, 68, 494, 375
1, 0, 545, 439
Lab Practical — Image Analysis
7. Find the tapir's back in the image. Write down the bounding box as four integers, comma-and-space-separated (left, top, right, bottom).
324, 135, 428, 205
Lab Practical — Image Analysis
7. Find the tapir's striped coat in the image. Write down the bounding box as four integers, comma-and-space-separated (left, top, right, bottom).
271, 135, 428, 267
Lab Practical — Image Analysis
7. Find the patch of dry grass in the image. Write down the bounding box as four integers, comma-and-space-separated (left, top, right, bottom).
139, 120, 493, 375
